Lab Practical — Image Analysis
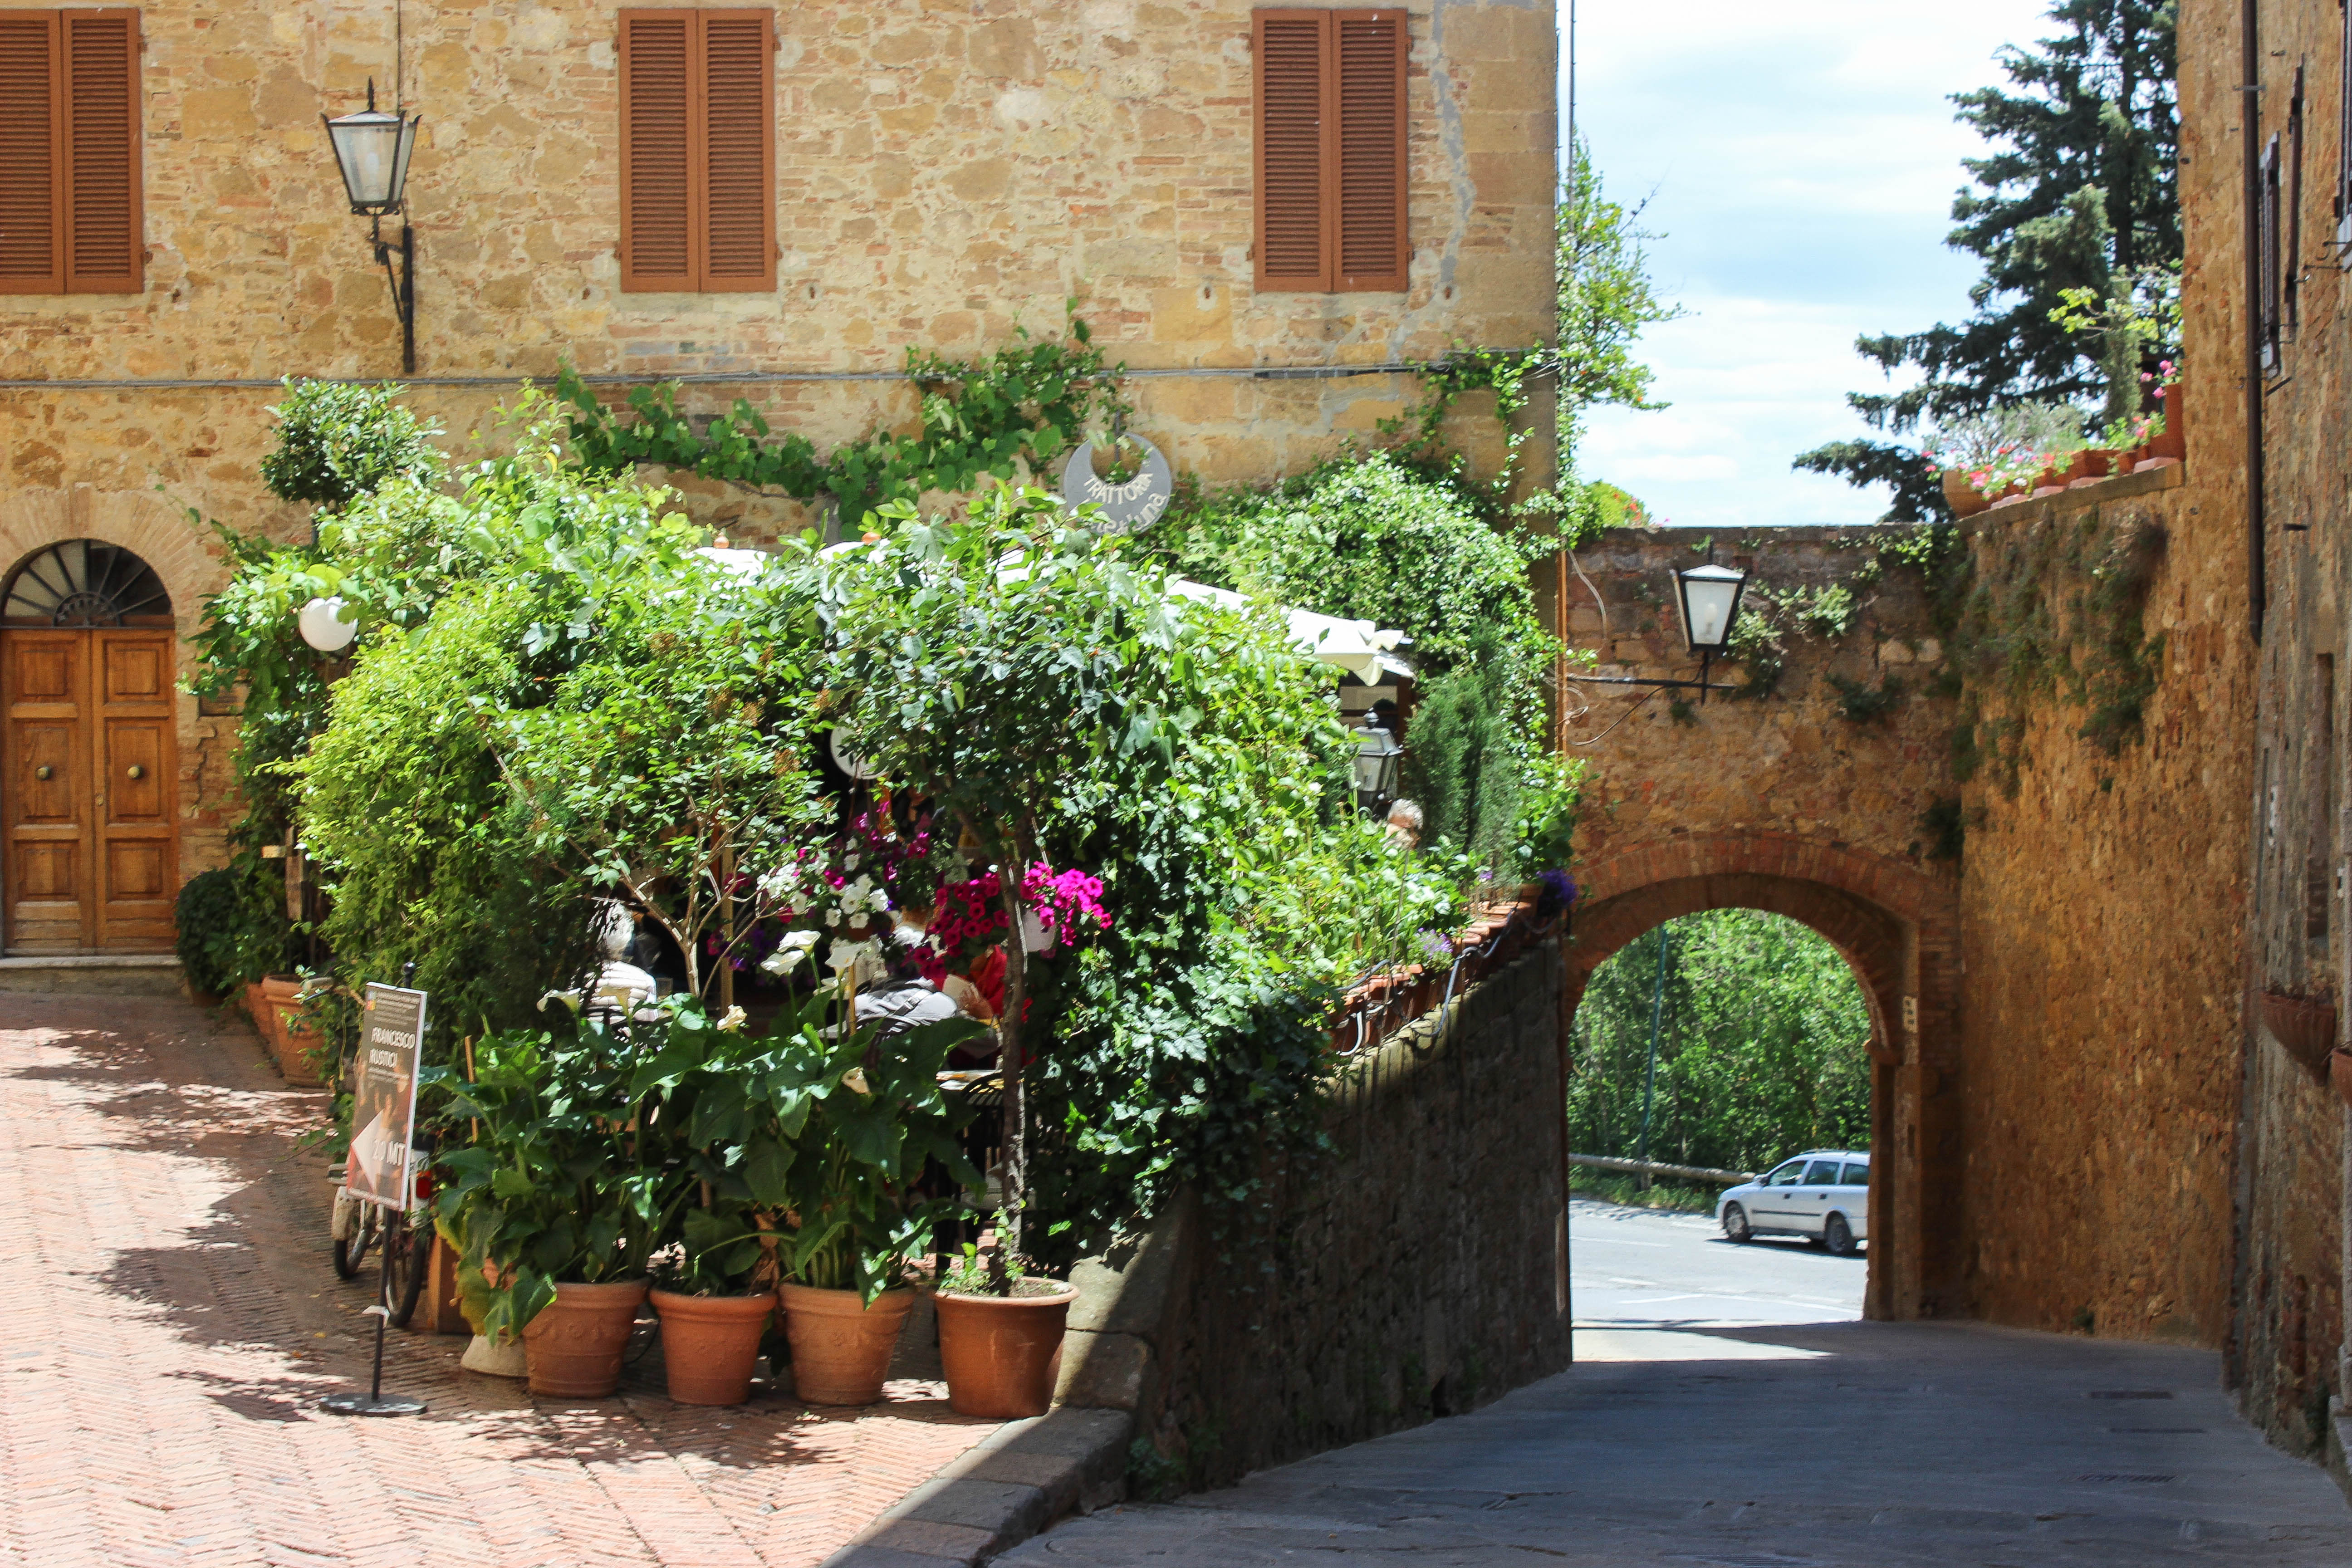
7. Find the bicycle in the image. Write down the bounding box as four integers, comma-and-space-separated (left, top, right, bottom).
330, 1145, 433, 1329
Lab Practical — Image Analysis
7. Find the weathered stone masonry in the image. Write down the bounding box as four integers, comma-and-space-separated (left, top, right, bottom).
0, 0, 1558, 917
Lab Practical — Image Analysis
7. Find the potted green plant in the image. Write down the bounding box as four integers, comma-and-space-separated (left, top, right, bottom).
931, 1221, 1079, 1420
769, 1009, 981, 1406
430, 1018, 684, 1398
642, 1007, 809, 1408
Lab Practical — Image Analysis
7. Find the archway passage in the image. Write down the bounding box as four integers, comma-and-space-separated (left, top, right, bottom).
2, 540, 179, 954
1565, 834, 1963, 1322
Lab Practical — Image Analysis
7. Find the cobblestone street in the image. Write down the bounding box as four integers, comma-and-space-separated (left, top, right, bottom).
0, 993, 1004, 1568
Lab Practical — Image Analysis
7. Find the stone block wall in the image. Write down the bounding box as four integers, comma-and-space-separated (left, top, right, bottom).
2185, 0, 2352, 1460
1, 0, 1558, 531
1137, 940, 1570, 1487
1950, 470, 2255, 1357
1563, 526, 1960, 874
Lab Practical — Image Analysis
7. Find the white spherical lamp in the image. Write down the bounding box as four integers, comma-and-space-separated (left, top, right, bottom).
297, 596, 359, 653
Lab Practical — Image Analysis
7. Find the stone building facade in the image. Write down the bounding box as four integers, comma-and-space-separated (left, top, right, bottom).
0, 0, 1558, 953
2210, 0, 2352, 1466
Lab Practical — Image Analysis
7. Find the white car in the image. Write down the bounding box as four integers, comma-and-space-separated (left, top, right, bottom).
1716, 1150, 1870, 1256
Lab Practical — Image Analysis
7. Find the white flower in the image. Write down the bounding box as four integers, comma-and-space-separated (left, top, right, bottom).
824, 908, 842, 927
777, 928, 820, 953
537, 989, 582, 1015
716, 1005, 748, 1033
841, 1066, 872, 1095
761, 947, 807, 978
845, 852, 863, 871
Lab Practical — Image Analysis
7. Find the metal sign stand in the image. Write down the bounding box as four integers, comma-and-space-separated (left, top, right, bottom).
323, 1229, 426, 1416
323, 977, 430, 1418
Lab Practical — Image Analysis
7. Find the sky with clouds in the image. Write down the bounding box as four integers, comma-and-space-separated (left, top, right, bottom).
1567, 0, 2058, 529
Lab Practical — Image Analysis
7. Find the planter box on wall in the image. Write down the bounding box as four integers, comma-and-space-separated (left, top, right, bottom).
2257, 990, 2336, 1085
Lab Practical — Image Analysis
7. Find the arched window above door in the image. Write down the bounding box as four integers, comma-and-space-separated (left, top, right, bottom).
2, 540, 173, 628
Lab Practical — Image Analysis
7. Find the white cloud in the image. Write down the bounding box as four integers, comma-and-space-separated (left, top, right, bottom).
1565, 0, 2055, 529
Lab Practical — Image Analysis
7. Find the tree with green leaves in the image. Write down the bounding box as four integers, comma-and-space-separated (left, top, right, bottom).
1795, 0, 2179, 520
1554, 137, 1684, 541
1568, 910, 1872, 1175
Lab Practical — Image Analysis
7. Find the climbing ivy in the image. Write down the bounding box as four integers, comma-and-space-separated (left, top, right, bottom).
554, 313, 1131, 524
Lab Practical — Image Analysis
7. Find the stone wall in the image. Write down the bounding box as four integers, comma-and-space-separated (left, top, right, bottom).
2190, 0, 2352, 1461
1, 0, 1558, 529
1128, 941, 1570, 1487
1950, 468, 2255, 1357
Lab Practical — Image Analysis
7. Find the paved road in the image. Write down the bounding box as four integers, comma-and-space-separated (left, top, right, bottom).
1571, 1195, 1863, 1332
1004, 1200, 2352, 1566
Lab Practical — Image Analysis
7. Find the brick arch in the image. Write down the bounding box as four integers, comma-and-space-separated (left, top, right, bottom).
1561, 832, 1963, 1321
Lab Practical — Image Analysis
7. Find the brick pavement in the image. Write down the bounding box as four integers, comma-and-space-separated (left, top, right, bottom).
0, 993, 1005, 1568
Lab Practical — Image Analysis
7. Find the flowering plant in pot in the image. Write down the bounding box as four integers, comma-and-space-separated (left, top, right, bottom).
931, 1217, 1080, 1419
428, 1017, 688, 1397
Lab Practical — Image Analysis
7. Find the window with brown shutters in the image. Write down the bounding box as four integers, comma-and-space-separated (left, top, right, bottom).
1254, 9, 1406, 294
0, 9, 142, 296
619, 9, 774, 294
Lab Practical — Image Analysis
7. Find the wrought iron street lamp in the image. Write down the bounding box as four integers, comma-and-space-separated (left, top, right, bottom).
1573, 546, 1751, 703
322, 79, 421, 374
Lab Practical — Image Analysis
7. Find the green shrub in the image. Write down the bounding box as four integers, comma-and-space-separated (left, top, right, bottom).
172, 866, 291, 995
1401, 635, 1523, 873
260, 378, 446, 512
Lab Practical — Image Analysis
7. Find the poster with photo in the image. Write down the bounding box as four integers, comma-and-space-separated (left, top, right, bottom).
345, 983, 427, 1210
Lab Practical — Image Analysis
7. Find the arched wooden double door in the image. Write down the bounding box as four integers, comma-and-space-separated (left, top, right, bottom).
1, 541, 178, 953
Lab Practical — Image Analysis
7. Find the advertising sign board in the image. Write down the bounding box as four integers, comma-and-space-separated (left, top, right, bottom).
346, 983, 427, 1210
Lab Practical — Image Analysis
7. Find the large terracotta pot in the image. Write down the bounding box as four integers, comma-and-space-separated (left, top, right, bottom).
242, 981, 280, 1059
1940, 468, 1990, 519
779, 1282, 914, 1405
651, 1288, 778, 1406
934, 1282, 1080, 1419
262, 976, 325, 1087
522, 1278, 650, 1397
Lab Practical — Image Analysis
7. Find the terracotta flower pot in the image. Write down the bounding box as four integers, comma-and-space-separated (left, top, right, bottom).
2148, 385, 2185, 461
263, 976, 325, 1087
934, 1281, 1080, 1419
2063, 449, 2113, 486
779, 1282, 915, 1405
2257, 990, 2337, 1086
522, 1277, 650, 1397
650, 1288, 778, 1406
242, 980, 280, 1058
2332, 1049, 2352, 1111
1940, 468, 1990, 519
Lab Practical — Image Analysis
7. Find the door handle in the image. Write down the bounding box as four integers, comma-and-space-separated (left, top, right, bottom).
126, 764, 143, 780
34, 765, 50, 780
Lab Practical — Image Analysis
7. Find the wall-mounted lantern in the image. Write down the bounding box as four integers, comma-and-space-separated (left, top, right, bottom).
1573, 545, 1751, 705
1352, 726, 1403, 817
322, 79, 421, 374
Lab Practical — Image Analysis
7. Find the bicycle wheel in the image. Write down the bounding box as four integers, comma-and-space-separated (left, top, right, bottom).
333, 1202, 379, 1280
381, 1215, 428, 1328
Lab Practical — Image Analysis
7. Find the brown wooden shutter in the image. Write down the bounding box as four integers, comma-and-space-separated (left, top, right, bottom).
0, 11, 64, 294
1333, 11, 1406, 292
62, 9, 140, 294
698, 10, 774, 291
1254, 10, 1328, 292
621, 9, 772, 294
1254, 10, 1406, 294
620, 10, 696, 292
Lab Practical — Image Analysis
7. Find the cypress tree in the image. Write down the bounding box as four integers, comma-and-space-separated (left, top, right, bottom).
1794, 0, 2180, 520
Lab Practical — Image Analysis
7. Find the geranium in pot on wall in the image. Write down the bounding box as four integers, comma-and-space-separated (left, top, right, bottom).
429, 1018, 686, 1398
